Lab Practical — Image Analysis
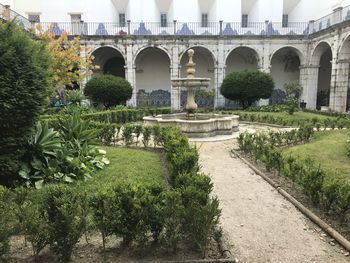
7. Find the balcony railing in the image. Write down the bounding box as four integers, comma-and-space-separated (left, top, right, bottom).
2, 2, 350, 37
32, 21, 309, 37
0, 3, 31, 30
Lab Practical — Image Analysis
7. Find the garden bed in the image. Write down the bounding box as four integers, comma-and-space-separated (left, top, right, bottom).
236, 150, 350, 242
283, 130, 350, 181
237, 128, 350, 243
2, 127, 223, 262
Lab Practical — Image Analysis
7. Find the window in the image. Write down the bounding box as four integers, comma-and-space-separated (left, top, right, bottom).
242, 14, 248, 28
201, 13, 208, 27
28, 14, 40, 23
70, 14, 82, 35
70, 14, 81, 23
282, 14, 288, 28
119, 13, 126, 27
161, 13, 167, 27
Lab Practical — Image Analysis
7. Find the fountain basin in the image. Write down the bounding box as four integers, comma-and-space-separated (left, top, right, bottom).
143, 113, 239, 138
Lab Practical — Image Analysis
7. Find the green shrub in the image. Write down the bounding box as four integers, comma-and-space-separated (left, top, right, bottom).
0, 186, 15, 257
18, 122, 62, 188
246, 104, 289, 112
0, 22, 52, 186
84, 75, 132, 108
65, 89, 85, 106
17, 190, 50, 257
220, 70, 274, 108
89, 187, 114, 250
152, 125, 163, 147
142, 126, 152, 147
161, 190, 184, 252
42, 185, 85, 262
284, 82, 303, 115
122, 125, 134, 146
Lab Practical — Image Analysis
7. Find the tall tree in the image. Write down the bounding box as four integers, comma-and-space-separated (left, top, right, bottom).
36, 24, 93, 91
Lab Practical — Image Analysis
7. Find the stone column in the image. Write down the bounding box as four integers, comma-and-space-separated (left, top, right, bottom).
171, 45, 181, 112
79, 43, 88, 90
259, 66, 270, 106
259, 45, 271, 106
330, 61, 350, 112
215, 40, 225, 108
125, 43, 136, 106
333, 7, 343, 25
301, 65, 319, 109
329, 32, 343, 111
308, 20, 315, 34
3, 5, 10, 21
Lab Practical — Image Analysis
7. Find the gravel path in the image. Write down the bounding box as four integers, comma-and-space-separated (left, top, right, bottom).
197, 139, 349, 263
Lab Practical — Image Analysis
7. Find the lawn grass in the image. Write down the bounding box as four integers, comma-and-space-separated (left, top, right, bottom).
83, 146, 166, 190
283, 130, 350, 181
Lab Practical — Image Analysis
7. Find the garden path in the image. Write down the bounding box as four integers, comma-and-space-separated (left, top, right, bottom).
197, 138, 349, 263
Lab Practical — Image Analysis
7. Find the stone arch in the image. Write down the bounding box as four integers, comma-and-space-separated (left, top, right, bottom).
337, 35, 350, 111
133, 45, 172, 65
91, 46, 126, 78
179, 45, 217, 65
310, 41, 333, 65
225, 46, 260, 75
134, 46, 171, 107
339, 33, 350, 60
270, 46, 302, 104
311, 41, 333, 108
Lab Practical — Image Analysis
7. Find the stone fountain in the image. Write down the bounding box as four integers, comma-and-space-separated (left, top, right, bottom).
143, 49, 239, 138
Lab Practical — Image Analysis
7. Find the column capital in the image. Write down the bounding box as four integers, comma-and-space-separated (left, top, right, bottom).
299, 64, 319, 69
336, 59, 350, 64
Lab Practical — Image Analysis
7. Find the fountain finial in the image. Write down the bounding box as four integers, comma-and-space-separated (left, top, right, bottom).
186, 49, 196, 79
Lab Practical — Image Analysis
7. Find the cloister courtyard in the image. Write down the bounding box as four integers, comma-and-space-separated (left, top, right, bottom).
1, 2, 350, 263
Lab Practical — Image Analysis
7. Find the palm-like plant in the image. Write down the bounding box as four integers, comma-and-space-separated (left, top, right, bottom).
19, 122, 61, 187
65, 89, 85, 106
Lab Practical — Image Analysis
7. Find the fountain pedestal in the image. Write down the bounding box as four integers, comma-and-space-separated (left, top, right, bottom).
143, 49, 239, 138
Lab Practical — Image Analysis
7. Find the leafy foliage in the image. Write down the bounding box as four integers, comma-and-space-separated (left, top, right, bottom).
0, 186, 15, 257
19, 122, 61, 188
19, 116, 109, 188
0, 22, 52, 186
65, 89, 85, 106
36, 26, 93, 89
42, 185, 86, 262
220, 70, 274, 108
284, 82, 303, 115
84, 75, 133, 108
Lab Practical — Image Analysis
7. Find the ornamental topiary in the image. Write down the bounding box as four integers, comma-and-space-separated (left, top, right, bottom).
0, 22, 52, 186
220, 70, 274, 108
84, 75, 132, 108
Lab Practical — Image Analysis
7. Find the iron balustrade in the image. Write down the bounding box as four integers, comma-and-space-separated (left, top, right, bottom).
33, 21, 309, 36
0, 3, 31, 30
343, 5, 350, 22
313, 12, 334, 33
1, 2, 350, 37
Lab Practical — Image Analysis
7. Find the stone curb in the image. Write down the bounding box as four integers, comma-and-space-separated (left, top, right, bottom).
160, 259, 236, 263
231, 149, 350, 253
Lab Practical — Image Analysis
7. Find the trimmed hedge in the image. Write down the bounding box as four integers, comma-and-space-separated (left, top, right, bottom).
42, 107, 171, 125
221, 110, 350, 128
220, 70, 274, 108
238, 127, 350, 218
0, 127, 221, 261
84, 75, 132, 107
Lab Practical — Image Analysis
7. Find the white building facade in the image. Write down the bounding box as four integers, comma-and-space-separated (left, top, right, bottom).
2, 0, 350, 111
